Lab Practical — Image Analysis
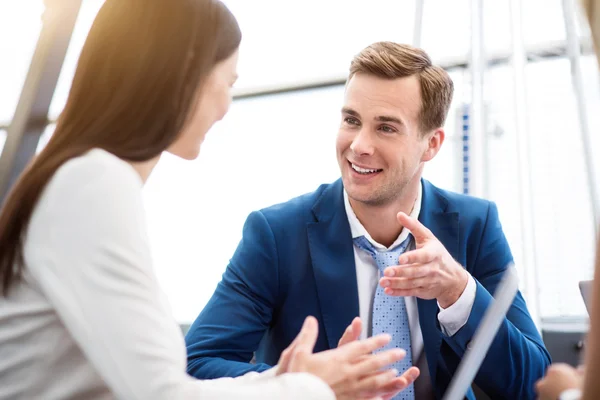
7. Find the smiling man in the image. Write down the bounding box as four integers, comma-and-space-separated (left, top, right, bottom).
185, 42, 551, 399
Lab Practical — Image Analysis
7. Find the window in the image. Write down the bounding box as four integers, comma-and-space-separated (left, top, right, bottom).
144, 70, 465, 323
33, 0, 589, 121
48, 0, 105, 120
47, 0, 417, 115
223, 0, 416, 91
484, 55, 600, 318
144, 86, 344, 323
0, 130, 6, 154
526, 56, 600, 318
0, 1, 45, 124
36, 124, 56, 154
421, 0, 582, 62
5, 0, 596, 324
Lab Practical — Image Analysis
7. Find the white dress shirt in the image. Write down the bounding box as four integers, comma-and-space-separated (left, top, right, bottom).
343, 182, 477, 362
0, 149, 334, 400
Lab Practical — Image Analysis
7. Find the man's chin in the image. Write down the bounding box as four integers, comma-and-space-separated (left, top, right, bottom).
345, 181, 401, 207
346, 187, 382, 206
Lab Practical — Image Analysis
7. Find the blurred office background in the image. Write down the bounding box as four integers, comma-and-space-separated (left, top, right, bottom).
1, 0, 598, 364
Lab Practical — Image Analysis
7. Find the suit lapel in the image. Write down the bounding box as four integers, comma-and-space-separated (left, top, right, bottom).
417, 179, 460, 392
307, 179, 360, 349
306, 177, 462, 388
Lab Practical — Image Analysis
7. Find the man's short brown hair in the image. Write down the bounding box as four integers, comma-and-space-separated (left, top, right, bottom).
349, 42, 454, 133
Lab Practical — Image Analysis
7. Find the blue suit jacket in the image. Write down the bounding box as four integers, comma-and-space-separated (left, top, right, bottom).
185, 179, 551, 399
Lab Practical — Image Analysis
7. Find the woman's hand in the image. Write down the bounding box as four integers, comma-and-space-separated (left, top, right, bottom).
277, 316, 419, 400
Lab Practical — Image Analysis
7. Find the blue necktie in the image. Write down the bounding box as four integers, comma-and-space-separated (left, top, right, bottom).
354, 235, 415, 400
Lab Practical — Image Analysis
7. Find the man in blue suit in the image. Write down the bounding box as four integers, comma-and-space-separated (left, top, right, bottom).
185, 42, 551, 399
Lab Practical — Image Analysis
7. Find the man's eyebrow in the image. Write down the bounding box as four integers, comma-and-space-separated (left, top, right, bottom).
341, 107, 360, 117
375, 115, 404, 125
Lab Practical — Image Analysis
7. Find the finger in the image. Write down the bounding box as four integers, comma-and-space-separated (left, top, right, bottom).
397, 248, 434, 265
293, 316, 319, 355
278, 321, 305, 372
534, 378, 545, 393
351, 349, 406, 376
383, 264, 431, 278
393, 367, 420, 390
383, 287, 425, 297
276, 344, 295, 375
553, 363, 577, 373
338, 317, 363, 347
338, 333, 392, 361
397, 212, 432, 242
381, 276, 430, 290
534, 383, 543, 396
370, 367, 420, 399
365, 366, 420, 393
352, 368, 399, 395
338, 323, 354, 347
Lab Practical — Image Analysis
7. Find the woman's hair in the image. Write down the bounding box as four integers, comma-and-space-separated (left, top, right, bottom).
0, 0, 241, 295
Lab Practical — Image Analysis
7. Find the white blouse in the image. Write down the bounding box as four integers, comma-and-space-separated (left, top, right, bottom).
0, 149, 334, 400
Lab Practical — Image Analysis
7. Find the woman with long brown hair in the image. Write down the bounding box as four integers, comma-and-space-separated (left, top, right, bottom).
0, 1, 419, 399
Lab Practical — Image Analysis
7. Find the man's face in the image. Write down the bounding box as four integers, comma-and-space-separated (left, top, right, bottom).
336, 72, 442, 206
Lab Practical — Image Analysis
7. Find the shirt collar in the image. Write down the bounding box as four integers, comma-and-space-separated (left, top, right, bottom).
344, 181, 422, 251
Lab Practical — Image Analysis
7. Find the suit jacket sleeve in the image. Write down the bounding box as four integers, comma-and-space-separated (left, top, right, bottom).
186, 210, 280, 379
441, 202, 551, 399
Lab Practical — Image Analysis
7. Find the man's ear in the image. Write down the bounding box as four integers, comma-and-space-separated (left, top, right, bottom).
421, 128, 445, 162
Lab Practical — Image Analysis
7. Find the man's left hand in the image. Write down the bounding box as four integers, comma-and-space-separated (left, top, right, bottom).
379, 212, 469, 308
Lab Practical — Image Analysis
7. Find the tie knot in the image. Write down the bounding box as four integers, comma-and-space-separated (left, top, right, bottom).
353, 235, 412, 272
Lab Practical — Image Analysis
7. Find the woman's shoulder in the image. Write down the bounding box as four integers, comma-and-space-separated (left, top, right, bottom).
37, 148, 144, 216
51, 148, 142, 190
